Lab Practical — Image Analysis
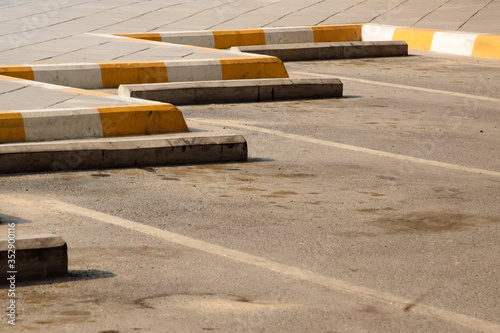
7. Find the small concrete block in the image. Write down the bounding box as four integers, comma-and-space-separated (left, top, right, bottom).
233, 41, 408, 61
0, 234, 68, 282
118, 78, 343, 105
0, 133, 248, 174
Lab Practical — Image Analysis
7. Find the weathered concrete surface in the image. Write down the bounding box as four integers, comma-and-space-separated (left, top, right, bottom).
118, 78, 343, 105
0, 234, 68, 282
0, 132, 247, 174
232, 41, 408, 61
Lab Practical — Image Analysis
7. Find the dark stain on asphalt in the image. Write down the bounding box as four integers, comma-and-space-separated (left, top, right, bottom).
261, 191, 298, 198
356, 207, 395, 213
359, 305, 381, 314
370, 212, 498, 234
272, 173, 316, 178
239, 187, 266, 192
359, 191, 386, 197
59, 310, 91, 316
336, 213, 498, 237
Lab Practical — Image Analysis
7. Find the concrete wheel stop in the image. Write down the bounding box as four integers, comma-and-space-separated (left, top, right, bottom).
1, 234, 68, 283
118, 78, 343, 105
230, 41, 408, 61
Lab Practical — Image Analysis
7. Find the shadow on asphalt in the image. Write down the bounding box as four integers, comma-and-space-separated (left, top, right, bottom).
0, 270, 116, 289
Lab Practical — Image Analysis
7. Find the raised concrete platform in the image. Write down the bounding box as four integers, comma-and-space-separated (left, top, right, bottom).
0, 57, 289, 89
115, 24, 362, 49
0, 104, 189, 144
118, 78, 343, 105
0, 132, 247, 174
231, 41, 408, 61
0, 234, 68, 282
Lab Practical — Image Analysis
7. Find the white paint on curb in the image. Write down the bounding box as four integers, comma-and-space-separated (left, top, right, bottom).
264, 26, 314, 45
162, 31, 216, 48
33, 63, 103, 90
430, 31, 480, 56
165, 59, 222, 82
22, 108, 103, 142
362, 23, 397, 41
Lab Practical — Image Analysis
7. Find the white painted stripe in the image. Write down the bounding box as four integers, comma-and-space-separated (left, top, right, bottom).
291, 71, 500, 103
21, 108, 103, 141
161, 31, 215, 48
362, 23, 398, 41
431, 31, 480, 56
264, 27, 314, 45
32, 63, 103, 89
165, 59, 222, 82
191, 118, 500, 178
4, 196, 497, 333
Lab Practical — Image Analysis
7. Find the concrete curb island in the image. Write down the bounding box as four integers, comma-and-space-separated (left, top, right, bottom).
119, 24, 500, 59
0, 57, 289, 89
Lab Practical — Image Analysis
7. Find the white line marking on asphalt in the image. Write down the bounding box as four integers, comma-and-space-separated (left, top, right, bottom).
291, 71, 500, 103
190, 119, 500, 178
2, 197, 498, 333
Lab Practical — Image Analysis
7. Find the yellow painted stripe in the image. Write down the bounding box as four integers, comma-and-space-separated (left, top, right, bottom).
472, 35, 500, 59
0, 74, 25, 82
213, 29, 266, 49
312, 24, 362, 42
0, 66, 35, 81
58, 87, 114, 96
113, 33, 162, 42
99, 62, 168, 88
0, 112, 26, 143
219, 57, 289, 80
97, 104, 189, 137
393, 27, 436, 51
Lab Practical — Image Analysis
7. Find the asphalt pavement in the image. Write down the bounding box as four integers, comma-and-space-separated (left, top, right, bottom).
1, 51, 499, 332
0, 1, 499, 332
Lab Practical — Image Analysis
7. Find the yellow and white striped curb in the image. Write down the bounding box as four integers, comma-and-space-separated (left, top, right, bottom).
0, 104, 189, 144
362, 24, 500, 59
0, 74, 113, 97
115, 24, 363, 49
0, 57, 289, 89
119, 24, 499, 59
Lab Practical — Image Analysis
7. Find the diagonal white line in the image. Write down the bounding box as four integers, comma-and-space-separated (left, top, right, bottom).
190, 119, 500, 178
2, 197, 498, 333
291, 71, 500, 103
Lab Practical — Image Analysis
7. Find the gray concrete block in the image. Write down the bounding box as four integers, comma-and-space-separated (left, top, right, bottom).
118, 78, 343, 105
0, 234, 68, 282
0, 133, 247, 174
231, 41, 408, 61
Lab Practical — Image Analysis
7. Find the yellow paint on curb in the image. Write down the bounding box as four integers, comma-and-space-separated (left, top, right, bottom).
312, 24, 362, 42
219, 57, 289, 80
393, 27, 436, 51
58, 87, 114, 96
0, 66, 35, 81
0, 74, 25, 82
113, 33, 162, 42
97, 104, 189, 137
472, 35, 500, 59
99, 62, 168, 88
0, 112, 26, 143
213, 29, 266, 49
